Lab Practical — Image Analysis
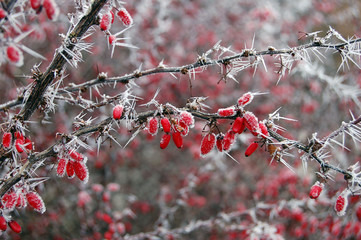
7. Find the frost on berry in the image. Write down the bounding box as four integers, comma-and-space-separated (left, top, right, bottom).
172, 131, 183, 149
177, 120, 189, 136
0, 8, 7, 20
217, 107, 236, 117
109, 34, 116, 45
117, 8, 133, 26
43, 0, 59, 20
0, 216, 7, 231
113, 104, 124, 120
160, 134, 171, 149
243, 111, 260, 134
26, 191, 46, 213
200, 133, 216, 157
30, 0, 43, 11
2, 132, 12, 148
237, 92, 254, 107
100, 12, 112, 31
222, 130, 236, 152
245, 142, 259, 157
16, 192, 27, 208
57, 158, 67, 177
74, 161, 89, 183
66, 161, 75, 178
309, 181, 324, 199
232, 117, 245, 134
2, 191, 17, 210
8, 220, 21, 233
6, 45, 24, 67
335, 190, 349, 216
179, 111, 194, 127
147, 117, 159, 136
24, 138, 33, 152
161, 118, 171, 134
258, 121, 269, 138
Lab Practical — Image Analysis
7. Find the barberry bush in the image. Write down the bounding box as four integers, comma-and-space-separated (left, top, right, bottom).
1, 0, 361, 239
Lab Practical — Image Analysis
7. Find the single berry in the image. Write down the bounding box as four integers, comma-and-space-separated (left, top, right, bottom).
309, 181, 323, 199
2, 132, 12, 148
74, 161, 89, 183
0, 216, 7, 231
100, 12, 112, 31
217, 107, 236, 117
24, 138, 33, 151
216, 134, 224, 152
113, 104, 124, 120
117, 8, 133, 26
6, 45, 23, 66
335, 190, 349, 216
0, 8, 7, 20
66, 161, 75, 178
26, 191, 46, 213
147, 117, 159, 136
57, 158, 67, 177
160, 134, 171, 149
258, 122, 269, 138
245, 142, 259, 157
243, 111, 260, 133
30, 0, 43, 10
161, 118, 171, 134
179, 111, 194, 127
43, 0, 59, 20
232, 117, 245, 134
222, 130, 236, 152
8, 220, 21, 233
15, 138, 24, 153
172, 131, 183, 149
200, 133, 216, 157
238, 92, 254, 107
69, 150, 84, 161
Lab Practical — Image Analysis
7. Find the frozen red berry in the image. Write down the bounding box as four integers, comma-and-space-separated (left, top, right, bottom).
335, 190, 349, 216
200, 133, 216, 157
258, 122, 269, 138
243, 111, 260, 133
73, 161, 89, 183
179, 111, 194, 127
2, 191, 17, 210
172, 131, 183, 149
232, 117, 245, 134
57, 158, 67, 177
43, 0, 59, 20
0, 8, 7, 20
24, 138, 33, 151
161, 118, 171, 134
160, 134, 171, 149
8, 220, 21, 233
26, 191, 46, 213
216, 134, 224, 152
109, 35, 116, 45
69, 150, 84, 161
30, 0, 43, 10
217, 107, 236, 117
66, 161, 75, 178
245, 142, 259, 157
238, 92, 254, 107
0, 216, 7, 231
222, 130, 236, 152
16, 192, 27, 208
6, 45, 23, 66
100, 12, 112, 31
15, 138, 24, 153
147, 117, 159, 136
309, 181, 324, 199
178, 120, 189, 136
113, 104, 124, 120
2, 132, 12, 148
117, 8, 133, 26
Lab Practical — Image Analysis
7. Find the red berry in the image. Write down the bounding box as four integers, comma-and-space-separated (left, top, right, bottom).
309, 181, 323, 199
26, 191, 46, 213
258, 122, 269, 138
43, 0, 59, 20
100, 12, 112, 31
232, 117, 245, 134
57, 158, 67, 177
6, 45, 23, 66
30, 0, 43, 10
113, 104, 124, 120
160, 134, 171, 149
216, 134, 224, 152
238, 92, 254, 107
74, 161, 89, 183
200, 133, 216, 157
245, 142, 259, 157
147, 117, 159, 136
109, 35, 116, 45
66, 161, 75, 178
161, 118, 171, 134
2, 191, 17, 210
179, 111, 194, 126
15, 138, 24, 153
217, 107, 236, 117
2, 132, 12, 148
243, 111, 260, 133
172, 131, 183, 149
0, 216, 7, 231
222, 130, 236, 152
69, 150, 84, 161
8, 220, 21, 233
24, 138, 33, 151
0, 8, 7, 20
14, 132, 24, 141
117, 8, 133, 26
178, 120, 189, 136
16, 192, 26, 208
335, 190, 348, 216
